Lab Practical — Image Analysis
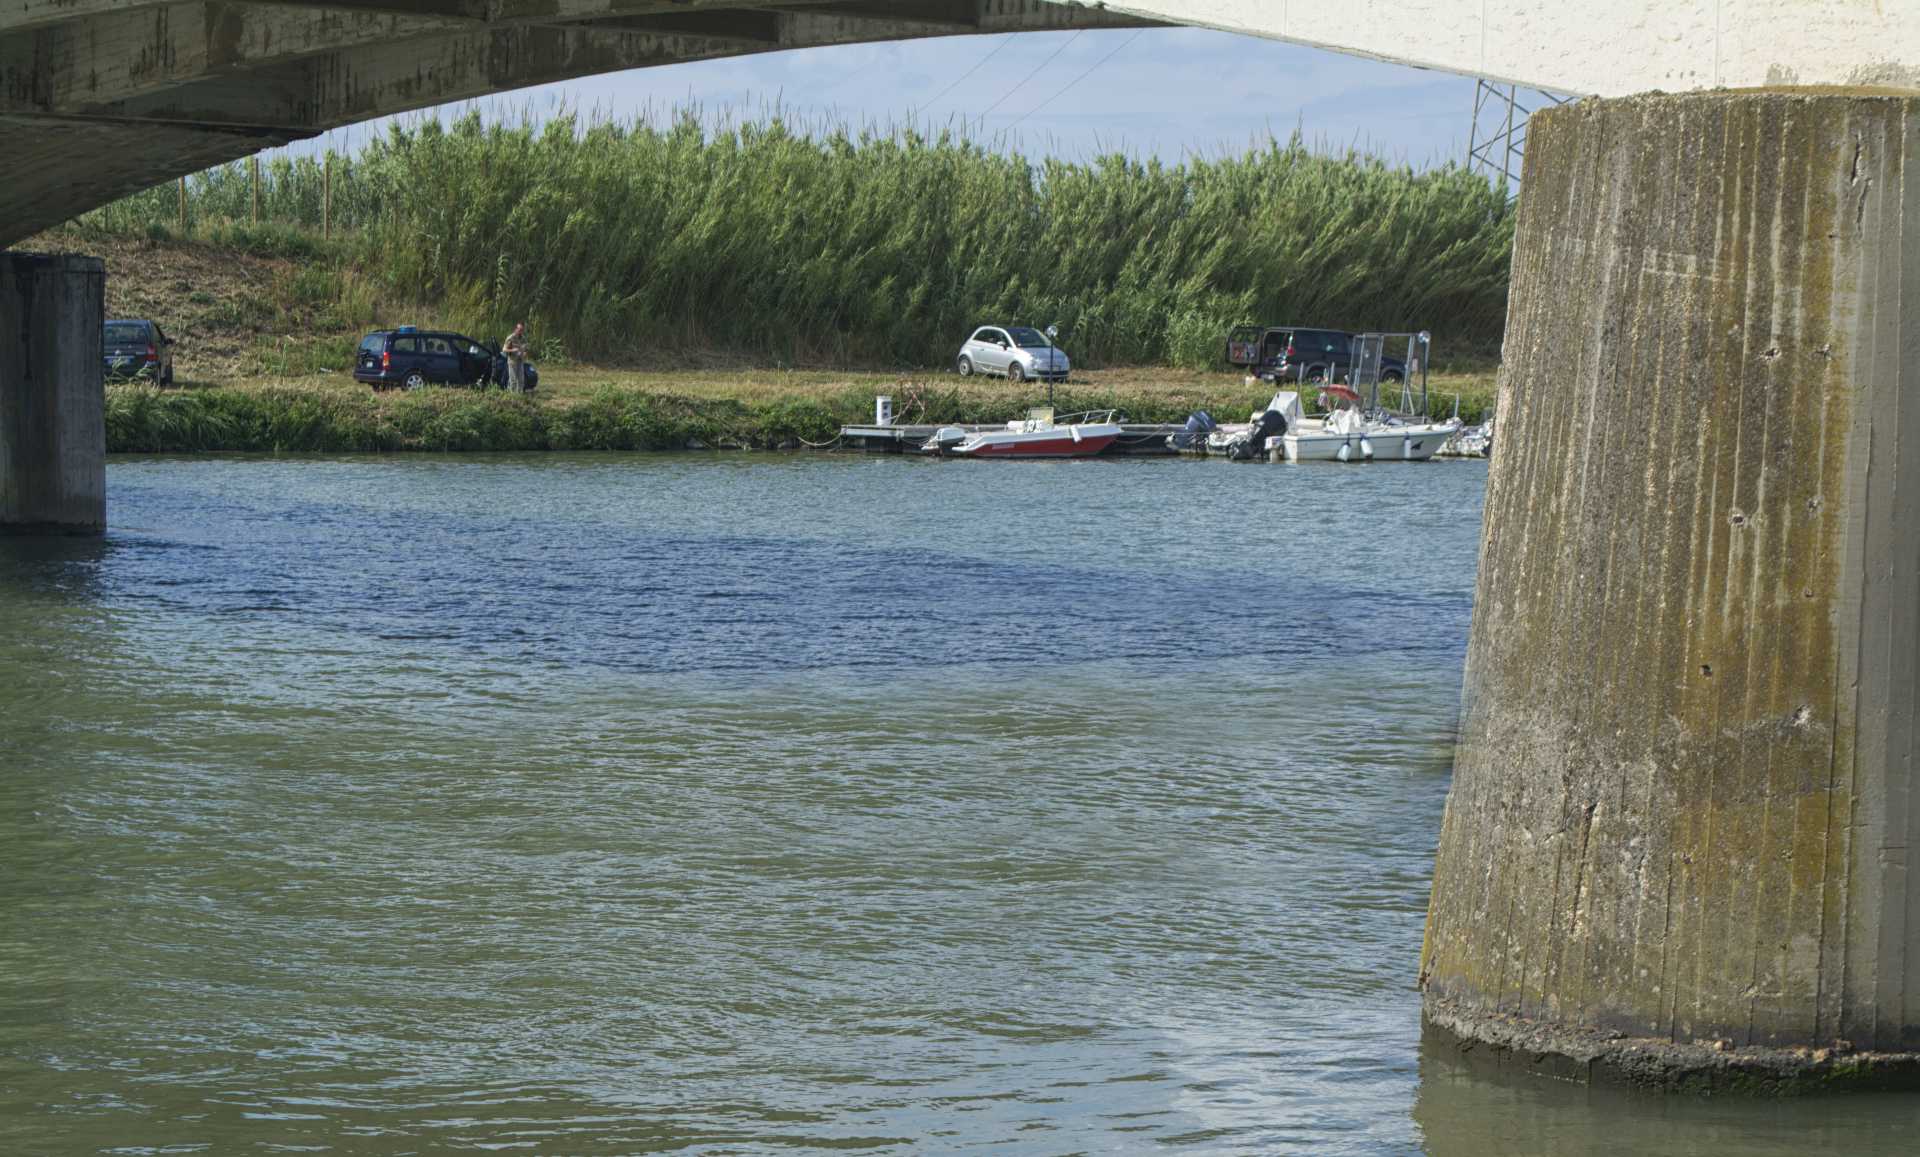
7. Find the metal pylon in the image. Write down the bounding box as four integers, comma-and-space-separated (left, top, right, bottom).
1468, 80, 1568, 202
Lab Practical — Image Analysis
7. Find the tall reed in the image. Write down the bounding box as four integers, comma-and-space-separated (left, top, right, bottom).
74, 108, 1515, 368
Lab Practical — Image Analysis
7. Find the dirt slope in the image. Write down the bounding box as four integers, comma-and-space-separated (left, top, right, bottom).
20, 229, 421, 382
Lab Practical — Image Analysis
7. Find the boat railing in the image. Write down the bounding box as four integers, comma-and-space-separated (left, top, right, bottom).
1051, 409, 1121, 426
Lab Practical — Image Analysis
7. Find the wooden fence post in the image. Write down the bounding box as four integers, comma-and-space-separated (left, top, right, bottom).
251, 155, 260, 225
177, 176, 187, 232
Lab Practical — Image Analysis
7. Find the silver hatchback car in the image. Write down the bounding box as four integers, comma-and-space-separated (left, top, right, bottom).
956, 325, 1070, 383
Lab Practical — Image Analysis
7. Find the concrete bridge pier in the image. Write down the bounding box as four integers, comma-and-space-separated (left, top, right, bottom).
0, 254, 105, 536
1421, 89, 1920, 1091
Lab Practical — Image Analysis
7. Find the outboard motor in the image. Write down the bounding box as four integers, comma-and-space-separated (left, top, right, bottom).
1169, 410, 1217, 450
923, 426, 968, 454
1227, 407, 1289, 461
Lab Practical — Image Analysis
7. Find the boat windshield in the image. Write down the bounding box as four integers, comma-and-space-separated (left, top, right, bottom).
1006, 327, 1051, 348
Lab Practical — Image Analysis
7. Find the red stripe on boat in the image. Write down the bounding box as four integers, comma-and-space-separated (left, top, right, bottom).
961, 433, 1117, 458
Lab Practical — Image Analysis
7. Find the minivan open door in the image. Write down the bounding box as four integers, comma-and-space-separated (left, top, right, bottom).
1226, 325, 1262, 367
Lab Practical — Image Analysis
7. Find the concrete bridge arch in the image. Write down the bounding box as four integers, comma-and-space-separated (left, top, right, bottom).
3, 1, 1920, 246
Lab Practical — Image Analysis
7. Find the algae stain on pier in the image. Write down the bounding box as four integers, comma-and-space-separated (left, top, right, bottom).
1424, 89, 1920, 1084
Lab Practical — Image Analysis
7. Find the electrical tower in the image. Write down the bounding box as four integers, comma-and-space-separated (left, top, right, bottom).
1467, 81, 1570, 201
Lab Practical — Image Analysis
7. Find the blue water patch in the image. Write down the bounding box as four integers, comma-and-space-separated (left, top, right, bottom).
73, 454, 1484, 679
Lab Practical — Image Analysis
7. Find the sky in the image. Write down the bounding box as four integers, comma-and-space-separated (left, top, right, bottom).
283, 27, 1497, 172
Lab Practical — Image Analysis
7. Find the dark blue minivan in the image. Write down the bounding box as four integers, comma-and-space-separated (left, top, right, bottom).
1224, 325, 1406, 385
353, 327, 538, 391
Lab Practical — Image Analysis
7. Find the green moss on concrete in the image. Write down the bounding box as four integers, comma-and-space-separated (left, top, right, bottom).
1423, 88, 1920, 1065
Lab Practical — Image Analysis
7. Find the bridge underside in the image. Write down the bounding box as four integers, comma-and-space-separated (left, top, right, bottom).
0, 0, 1158, 247
7, 0, 1920, 247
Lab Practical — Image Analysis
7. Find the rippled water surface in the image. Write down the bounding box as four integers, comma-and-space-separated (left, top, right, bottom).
3, 453, 1915, 1154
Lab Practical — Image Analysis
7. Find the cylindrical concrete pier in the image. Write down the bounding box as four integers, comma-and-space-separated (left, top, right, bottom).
0, 252, 105, 535
1422, 90, 1920, 1091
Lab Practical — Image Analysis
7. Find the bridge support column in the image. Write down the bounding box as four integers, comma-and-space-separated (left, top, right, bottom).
1421, 90, 1920, 1091
0, 253, 105, 535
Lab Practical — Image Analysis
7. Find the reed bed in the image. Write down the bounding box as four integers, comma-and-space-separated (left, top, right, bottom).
76, 108, 1514, 371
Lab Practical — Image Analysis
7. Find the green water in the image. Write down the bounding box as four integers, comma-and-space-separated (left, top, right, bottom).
0, 453, 1913, 1153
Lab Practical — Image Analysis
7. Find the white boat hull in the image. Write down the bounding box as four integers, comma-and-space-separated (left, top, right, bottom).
953, 423, 1120, 457
1276, 421, 1459, 463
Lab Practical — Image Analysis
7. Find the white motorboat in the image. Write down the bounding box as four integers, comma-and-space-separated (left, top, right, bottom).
1442, 417, 1495, 458
1275, 394, 1460, 462
922, 408, 1122, 459
1198, 333, 1463, 463
1210, 388, 1459, 462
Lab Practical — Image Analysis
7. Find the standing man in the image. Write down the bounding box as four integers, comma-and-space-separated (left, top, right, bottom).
502, 322, 529, 393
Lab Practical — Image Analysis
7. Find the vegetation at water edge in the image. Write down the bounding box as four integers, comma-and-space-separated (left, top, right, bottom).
104, 370, 1497, 455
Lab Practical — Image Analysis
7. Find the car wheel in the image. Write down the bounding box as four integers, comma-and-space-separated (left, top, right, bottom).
958, 355, 973, 377
403, 371, 428, 391
1008, 361, 1025, 383
1383, 370, 1404, 383
162, 366, 174, 387
1305, 366, 1328, 384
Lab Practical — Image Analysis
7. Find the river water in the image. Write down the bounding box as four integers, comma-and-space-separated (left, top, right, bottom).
1, 453, 1915, 1154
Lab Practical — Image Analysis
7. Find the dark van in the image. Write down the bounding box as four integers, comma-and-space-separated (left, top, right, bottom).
352, 327, 538, 391
1225, 325, 1404, 385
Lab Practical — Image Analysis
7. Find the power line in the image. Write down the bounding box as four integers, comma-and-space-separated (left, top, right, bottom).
974, 30, 1084, 125
913, 34, 1015, 118
1007, 29, 1146, 130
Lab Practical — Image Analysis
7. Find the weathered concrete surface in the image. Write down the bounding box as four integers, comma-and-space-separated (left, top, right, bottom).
0, 252, 105, 535
7, 1, 1920, 107
0, 0, 1159, 246
8, 1, 1918, 246
1420, 88, 1920, 1089
1103, 1, 1920, 96
0, 115, 296, 256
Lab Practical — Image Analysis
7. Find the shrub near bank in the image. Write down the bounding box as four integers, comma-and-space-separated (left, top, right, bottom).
106, 383, 850, 454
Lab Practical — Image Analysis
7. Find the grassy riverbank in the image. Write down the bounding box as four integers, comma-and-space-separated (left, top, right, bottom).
64, 112, 1507, 454
68, 108, 1514, 369
106, 367, 1497, 454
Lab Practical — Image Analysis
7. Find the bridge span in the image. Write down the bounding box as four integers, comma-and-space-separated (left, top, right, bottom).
3, 1, 1919, 248
6, 0, 1920, 1094
0, 1, 1163, 251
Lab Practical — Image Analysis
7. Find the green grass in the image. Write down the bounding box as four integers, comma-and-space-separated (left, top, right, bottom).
106, 381, 837, 454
